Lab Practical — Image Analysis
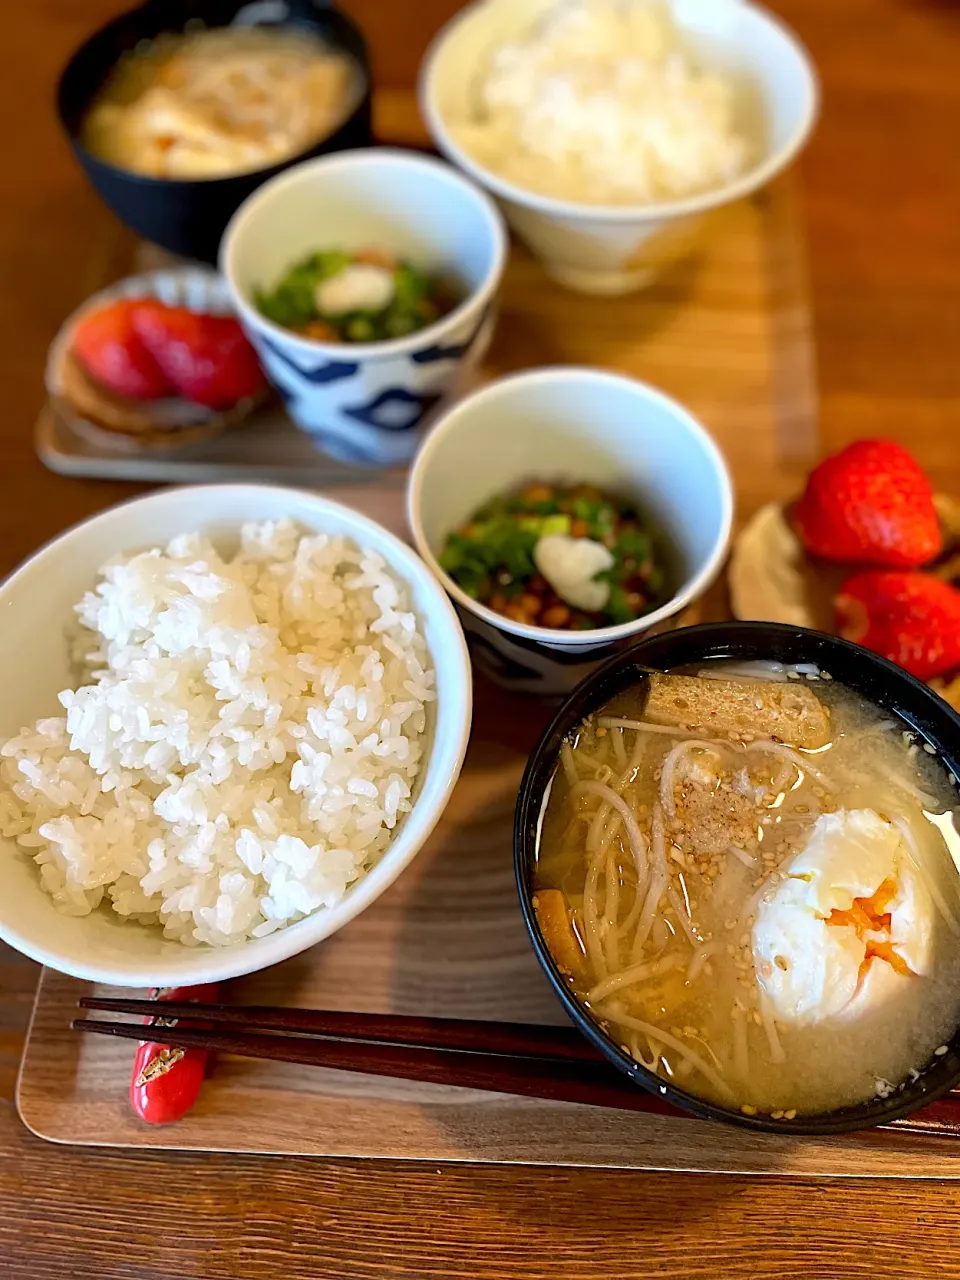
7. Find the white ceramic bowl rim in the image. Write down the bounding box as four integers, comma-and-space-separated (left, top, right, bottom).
219, 147, 508, 359
419, 0, 819, 223
407, 367, 735, 645
0, 484, 473, 986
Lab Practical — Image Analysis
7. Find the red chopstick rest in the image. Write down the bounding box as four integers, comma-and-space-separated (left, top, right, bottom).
129, 983, 219, 1124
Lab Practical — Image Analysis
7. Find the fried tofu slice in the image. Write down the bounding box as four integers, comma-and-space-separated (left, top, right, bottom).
643, 674, 831, 749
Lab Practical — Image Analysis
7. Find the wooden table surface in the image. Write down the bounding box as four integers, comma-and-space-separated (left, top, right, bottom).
3, 1, 960, 1276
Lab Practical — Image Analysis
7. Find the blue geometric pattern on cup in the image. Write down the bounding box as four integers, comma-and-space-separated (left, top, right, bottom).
270, 383, 388, 464
341, 387, 442, 432
257, 334, 360, 384
411, 305, 490, 365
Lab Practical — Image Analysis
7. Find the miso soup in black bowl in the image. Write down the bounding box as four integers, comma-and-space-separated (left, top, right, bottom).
57, 0, 372, 262
515, 622, 960, 1134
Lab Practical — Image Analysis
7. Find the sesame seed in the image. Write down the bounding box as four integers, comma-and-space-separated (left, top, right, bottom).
741, 1104, 758, 1115
935, 1045, 950, 1056
923, 743, 936, 755
787, 671, 800, 680
784, 1109, 797, 1119
771, 1109, 784, 1120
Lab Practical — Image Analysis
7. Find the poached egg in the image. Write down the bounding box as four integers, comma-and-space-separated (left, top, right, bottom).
752, 809, 934, 1025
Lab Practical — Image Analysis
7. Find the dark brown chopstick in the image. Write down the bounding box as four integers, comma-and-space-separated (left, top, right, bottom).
71, 1014, 670, 1113
69, 1009, 960, 1132
77, 998, 601, 1062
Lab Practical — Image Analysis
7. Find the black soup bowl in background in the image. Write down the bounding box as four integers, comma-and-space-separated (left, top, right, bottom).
514, 621, 960, 1135
57, 0, 372, 263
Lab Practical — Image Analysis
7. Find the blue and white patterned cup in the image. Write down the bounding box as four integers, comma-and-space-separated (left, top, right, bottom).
220, 148, 507, 466
408, 368, 734, 697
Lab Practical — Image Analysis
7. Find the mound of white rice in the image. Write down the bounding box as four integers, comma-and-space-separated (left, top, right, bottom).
450, 0, 750, 205
0, 519, 435, 946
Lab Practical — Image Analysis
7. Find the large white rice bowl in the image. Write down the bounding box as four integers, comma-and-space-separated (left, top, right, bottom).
0, 486, 471, 986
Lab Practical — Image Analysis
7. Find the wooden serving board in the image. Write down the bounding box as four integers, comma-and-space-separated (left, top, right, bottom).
13, 572, 960, 1175
14, 490, 960, 1176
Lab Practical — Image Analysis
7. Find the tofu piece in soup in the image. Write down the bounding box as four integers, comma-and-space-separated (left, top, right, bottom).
643, 674, 832, 749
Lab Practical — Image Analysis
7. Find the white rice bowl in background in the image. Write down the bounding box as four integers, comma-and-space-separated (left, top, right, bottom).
448, 0, 752, 206
0, 486, 471, 986
421, 0, 817, 294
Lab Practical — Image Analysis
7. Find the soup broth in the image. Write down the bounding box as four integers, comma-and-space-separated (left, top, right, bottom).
82, 26, 361, 179
535, 662, 960, 1116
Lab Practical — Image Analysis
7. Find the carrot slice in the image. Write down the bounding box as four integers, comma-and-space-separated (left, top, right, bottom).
534, 889, 588, 982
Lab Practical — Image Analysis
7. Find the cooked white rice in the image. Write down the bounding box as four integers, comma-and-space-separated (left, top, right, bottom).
0, 519, 435, 946
450, 0, 750, 205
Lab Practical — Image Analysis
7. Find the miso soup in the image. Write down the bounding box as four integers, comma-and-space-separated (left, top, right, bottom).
534, 662, 960, 1116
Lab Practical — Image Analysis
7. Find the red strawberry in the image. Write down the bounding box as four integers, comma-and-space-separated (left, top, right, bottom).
835, 571, 960, 681
794, 440, 942, 568
71, 300, 173, 400
132, 303, 266, 410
